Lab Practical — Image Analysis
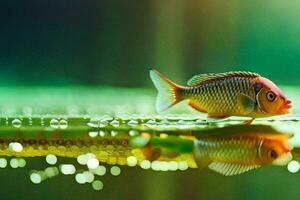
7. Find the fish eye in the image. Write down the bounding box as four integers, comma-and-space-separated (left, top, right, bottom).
266, 91, 276, 102
268, 150, 277, 159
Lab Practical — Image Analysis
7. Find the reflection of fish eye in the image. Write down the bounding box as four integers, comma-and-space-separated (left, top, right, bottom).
266, 91, 276, 102
269, 150, 277, 159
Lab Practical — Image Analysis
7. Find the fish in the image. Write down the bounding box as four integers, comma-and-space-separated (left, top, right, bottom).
149, 69, 292, 120
193, 124, 293, 176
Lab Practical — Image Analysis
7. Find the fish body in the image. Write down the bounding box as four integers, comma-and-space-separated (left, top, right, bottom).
149, 69, 291, 119
193, 125, 293, 176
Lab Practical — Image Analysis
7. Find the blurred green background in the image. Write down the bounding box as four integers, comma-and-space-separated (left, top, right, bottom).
1, 0, 300, 200
1, 0, 300, 87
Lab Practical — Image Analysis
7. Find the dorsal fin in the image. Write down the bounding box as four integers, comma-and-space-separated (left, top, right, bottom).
187, 71, 260, 86
208, 162, 260, 176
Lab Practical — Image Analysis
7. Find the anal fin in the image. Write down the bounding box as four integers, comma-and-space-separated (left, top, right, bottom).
188, 100, 207, 113
208, 162, 260, 176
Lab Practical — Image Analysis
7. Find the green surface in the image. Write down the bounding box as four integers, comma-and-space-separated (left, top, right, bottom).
0, 86, 298, 200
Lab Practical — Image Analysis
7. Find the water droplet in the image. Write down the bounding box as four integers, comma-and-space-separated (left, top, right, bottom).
59, 119, 68, 129
128, 120, 138, 127
110, 166, 121, 176
88, 131, 98, 138
9, 142, 23, 152
111, 131, 118, 137
75, 173, 86, 184
12, 118, 22, 128
126, 156, 137, 167
83, 171, 95, 183
151, 161, 160, 171
77, 153, 95, 165
87, 118, 99, 128
91, 166, 106, 176
129, 130, 139, 137
99, 119, 108, 128
92, 180, 104, 191
50, 119, 59, 129
145, 119, 156, 127
0, 158, 7, 168
140, 160, 151, 169
77, 155, 87, 165
110, 120, 120, 127
46, 154, 57, 165
10, 158, 19, 168
178, 161, 189, 171
30, 173, 42, 184
60, 164, 76, 175
18, 158, 26, 168
99, 131, 108, 137
87, 158, 99, 169
288, 160, 300, 173
44, 167, 59, 178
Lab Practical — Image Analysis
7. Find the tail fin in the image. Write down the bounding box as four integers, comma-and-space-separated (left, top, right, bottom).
149, 69, 182, 113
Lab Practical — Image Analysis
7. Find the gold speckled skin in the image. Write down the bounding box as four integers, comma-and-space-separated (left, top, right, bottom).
195, 135, 261, 165
182, 77, 256, 116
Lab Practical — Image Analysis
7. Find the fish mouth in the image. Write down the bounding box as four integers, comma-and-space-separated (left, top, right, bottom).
272, 152, 293, 166
278, 100, 292, 114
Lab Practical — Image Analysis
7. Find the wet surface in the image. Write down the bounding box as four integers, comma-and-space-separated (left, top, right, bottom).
0, 87, 299, 199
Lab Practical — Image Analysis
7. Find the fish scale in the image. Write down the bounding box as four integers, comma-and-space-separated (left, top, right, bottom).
186, 77, 254, 115
197, 136, 260, 164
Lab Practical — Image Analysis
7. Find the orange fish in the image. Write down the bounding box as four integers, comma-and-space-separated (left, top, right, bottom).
149, 69, 291, 120
193, 125, 293, 176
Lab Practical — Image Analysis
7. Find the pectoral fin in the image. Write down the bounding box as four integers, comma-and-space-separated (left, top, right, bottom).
208, 162, 260, 176
237, 93, 256, 114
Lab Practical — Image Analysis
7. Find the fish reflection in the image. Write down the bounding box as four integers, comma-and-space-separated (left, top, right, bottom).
0, 120, 293, 182
131, 124, 293, 176
193, 125, 293, 176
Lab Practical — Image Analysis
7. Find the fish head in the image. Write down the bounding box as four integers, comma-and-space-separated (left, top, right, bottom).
260, 137, 293, 166
253, 77, 291, 115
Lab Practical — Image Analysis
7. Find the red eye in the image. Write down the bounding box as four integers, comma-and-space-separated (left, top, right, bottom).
266, 91, 276, 102
269, 150, 277, 159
